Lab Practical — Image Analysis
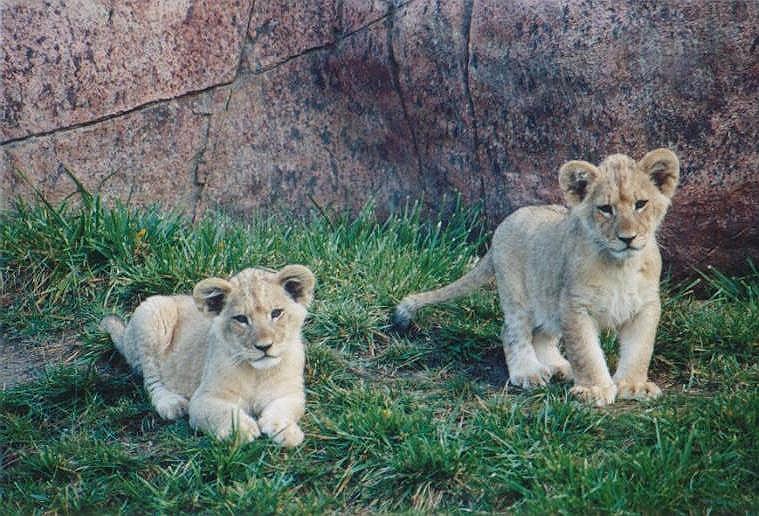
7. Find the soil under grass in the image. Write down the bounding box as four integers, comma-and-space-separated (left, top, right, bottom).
1, 195, 757, 513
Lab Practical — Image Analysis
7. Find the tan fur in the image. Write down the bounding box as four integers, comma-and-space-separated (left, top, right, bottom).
100, 265, 315, 446
394, 149, 679, 406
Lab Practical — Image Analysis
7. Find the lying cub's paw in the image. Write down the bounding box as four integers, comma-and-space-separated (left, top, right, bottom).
154, 392, 189, 420
228, 414, 261, 444
616, 380, 662, 401
259, 417, 304, 447
508, 361, 552, 389
273, 424, 305, 448
570, 383, 618, 407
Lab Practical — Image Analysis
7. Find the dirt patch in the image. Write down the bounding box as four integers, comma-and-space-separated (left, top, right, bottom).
451, 344, 506, 385
0, 333, 80, 390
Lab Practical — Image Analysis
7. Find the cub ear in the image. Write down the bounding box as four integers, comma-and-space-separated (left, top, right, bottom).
558, 160, 601, 206
277, 265, 316, 307
193, 278, 233, 315
639, 148, 680, 198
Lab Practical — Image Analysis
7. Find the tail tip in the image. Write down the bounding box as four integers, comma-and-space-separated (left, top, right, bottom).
390, 304, 413, 333
99, 315, 124, 335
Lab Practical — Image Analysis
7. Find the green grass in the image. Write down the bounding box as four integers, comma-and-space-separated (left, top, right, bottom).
1, 193, 757, 514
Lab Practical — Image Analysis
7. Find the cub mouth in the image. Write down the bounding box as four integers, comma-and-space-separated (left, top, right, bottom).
608, 246, 641, 259
250, 355, 282, 369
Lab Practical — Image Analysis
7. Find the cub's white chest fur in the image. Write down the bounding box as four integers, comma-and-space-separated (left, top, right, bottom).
592, 285, 644, 329
585, 265, 649, 330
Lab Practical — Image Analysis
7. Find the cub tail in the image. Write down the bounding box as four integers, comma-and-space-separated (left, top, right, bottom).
99, 315, 127, 354
392, 249, 495, 331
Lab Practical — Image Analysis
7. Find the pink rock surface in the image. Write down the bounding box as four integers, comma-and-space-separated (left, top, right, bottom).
388, 0, 481, 205
244, 2, 340, 72
468, 0, 759, 274
1, 93, 216, 215
1, 0, 757, 276
200, 21, 425, 219
242, 1, 412, 72
1, 0, 252, 142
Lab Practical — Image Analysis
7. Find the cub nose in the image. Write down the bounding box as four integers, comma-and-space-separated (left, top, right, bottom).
618, 235, 636, 246
254, 341, 273, 352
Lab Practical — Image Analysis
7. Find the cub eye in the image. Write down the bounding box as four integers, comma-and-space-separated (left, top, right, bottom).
270, 308, 284, 320
635, 199, 648, 211
597, 205, 614, 215
232, 315, 249, 325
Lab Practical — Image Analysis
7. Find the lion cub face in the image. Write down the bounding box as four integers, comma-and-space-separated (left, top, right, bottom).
192, 266, 315, 369
559, 148, 680, 261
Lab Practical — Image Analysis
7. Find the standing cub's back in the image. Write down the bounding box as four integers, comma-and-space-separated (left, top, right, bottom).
100, 265, 316, 447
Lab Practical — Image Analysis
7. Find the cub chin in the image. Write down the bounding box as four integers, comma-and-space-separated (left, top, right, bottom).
393, 149, 680, 407
100, 265, 315, 447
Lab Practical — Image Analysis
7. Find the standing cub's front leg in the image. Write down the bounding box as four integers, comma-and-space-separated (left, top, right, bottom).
188, 395, 261, 444
562, 309, 617, 406
613, 303, 662, 401
257, 394, 306, 448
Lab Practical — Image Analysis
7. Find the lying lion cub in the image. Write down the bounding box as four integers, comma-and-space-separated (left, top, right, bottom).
100, 265, 315, 446
394, 149, 679, 406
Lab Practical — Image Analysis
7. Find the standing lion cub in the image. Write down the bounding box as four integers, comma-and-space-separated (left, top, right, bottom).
100, 265, 315, 446
393, 149, 679, 406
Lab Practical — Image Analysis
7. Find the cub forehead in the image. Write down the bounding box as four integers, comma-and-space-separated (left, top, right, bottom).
600, 153, 635, 169
594, 154, 656, 201
230, 267, 275, 286
598, 154, 636, 182
228, 268, 290, 307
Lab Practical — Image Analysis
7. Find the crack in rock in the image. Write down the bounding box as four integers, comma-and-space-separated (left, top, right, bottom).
385, 7, 426, 200
462, 0, 486, 218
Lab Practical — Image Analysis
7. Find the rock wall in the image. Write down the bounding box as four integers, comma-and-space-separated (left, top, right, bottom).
2, 0, 757, 276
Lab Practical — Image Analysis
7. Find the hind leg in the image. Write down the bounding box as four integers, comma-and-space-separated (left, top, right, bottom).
127, 298, 189, 420
495, 273, 551, 388
533, 332, 573, 381
501, 313, 552, 389
144, 380, 189, 421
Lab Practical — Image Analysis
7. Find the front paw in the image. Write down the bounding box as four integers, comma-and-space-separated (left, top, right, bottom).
272, 424, 304, 447
570, 383, 618, 407
508, 358, 552, 389
208, 412, 261, 444
259, 417, 304, 447
233, 413, 261, 444
548, 360, 574, 382
616, 380, 662, 401
153, 392, 189, 420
